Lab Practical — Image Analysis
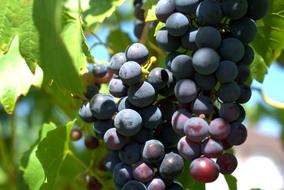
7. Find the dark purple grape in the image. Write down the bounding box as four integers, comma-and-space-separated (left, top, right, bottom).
236, 64, 250, 83
170, 54, 194, 79
219, 38, 245, 63
90, 94, 117, 120
184, 117, 209, 142
209, 118, 231, 140
156, 99, 177, 122
237, 84, 251, 103
226, 122, 247, 146
79, 103, 96, 123
215, 60, 238, 83
93, 120, 113, 138
177, 136, 201, 160
121, 180, 147, 190
247, 0, 268, 20
216, 153, 238, 174
195, 26, 222, 49
86, 176, 102, 190
171, 109, 191, 135
158, 69, 176, 97
194, 73, 217, 91
133, 162, 154, 183
201, 138, 223, 158
219, 103, 240, 122
175, 0, 199, 14
110, 52, 127, 75
181, 29, 198, 51
147, 67, 169, 90
231, 17, 257, 43
139, 105, 162, 130
156, 123, 181, 147
156, 28, 180, 52
189, 157, 219, 183
114, 109, 142, 137
119, 61, 142, 86
104, 151, 120, 171
71, 128, 82, 141
109, 78, 128, 98
113, 163, 133, 186
117, 97, 137, 111
84, 136, 99, 149
155, 0, 176, 22
166, 12, 189, 37
174, 79, 198, 103
159, 152, 184, 180
196, 0, 223, 26
126, 43, 149, 64
104, 128, 127, 150
132, 128, 154, 144
167, 181, 184, 190
134, 3, 144, 20
191, 95, 214, 116
217, 82, 241, 103
235, 104, 246, 122
241, 45, 254, 65
85, 84, 100, 100
142, 140, 165, 163
165, 52, 180, 69
147, 178, 166, 190
119, 143, 142, 165
222, 0, 248, 20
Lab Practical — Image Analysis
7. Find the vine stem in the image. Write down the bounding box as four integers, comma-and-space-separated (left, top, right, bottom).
139, 22, 150, 44
252, 86, 284, 109
67, 151, 104, 185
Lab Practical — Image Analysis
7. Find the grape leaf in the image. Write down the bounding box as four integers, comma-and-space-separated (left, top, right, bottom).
0, 37, 43, 114
83, 0, 127, 28
20, 123, 57, 190
107, 29, 132, 53
0, 0, 40, 72
33, 0, 84, 94
142, 0, 158, 10
250, 50, 268, 82
252, 0, 284, 71
224, 175, 237, 190
145, 5, 157, 22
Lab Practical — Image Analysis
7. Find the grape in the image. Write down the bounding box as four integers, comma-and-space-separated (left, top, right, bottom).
79, 103, 96, 122
177, 136, 201, 160
104, 151, 120, 171
104, 128, 127, 150
93, 63, 108, 78
155, 0, 176, 22
236, 64, 250, 83
165, 52, 180, 69
113, 163, 133, 186
166, 12, 189, 37
217, 82, 241, 103
147, 178, 166, 190
216, 153, 238, 174
142, 140, 165, 163
85, 84, 100, 99
121, 180, 147, 190
231, 17, 257, 43
167, 181, 184, 190
183, 117, 209, 142
191, 95, 214, 116
201, 138, 223, 158
132, 128, 154, 144
215, 60, 238, 83
117, 97, 137, 111
221, 0, 248, 20
219, 103, 241, 122
133, 162, 154, 183
134, 19, 145, 39
128, 81, 156, 108
119, 143, 142, 165
181, 30, 198, 51
71, 128, 82, 141
158, 70, 176, 97
247, 0, 268, 20
219, 38, 245, 62
195, 27, 222, 49
126, 43, 149, 64
174, 79, 197, 103
237, 84, 252, 104
134, 3, 145, 20
171, 109, 191, 135
209, 118, 231, 140
226, 122, 247, 146
156, 28, 180, 52
147, 67, 169, 90
139, 105, 162, 130
242, 45, 254, 65
90, 94, 117, 120
235, 104, 246, 122
174, 0, 199, 14
192, 48, 220, 75
110, 52, 127, 75
196, 0, 223, 26
109, 78, 128, 98
84, 136, 99, 149
189, 157, 219, 183
119, 61, 142, 86
156, 123, 181, 147
194, 73, 216, 91
170, 54, 194, 79
156, 99, 177, 121
86, 176, 102, 190
159, 152, 184, 180
114, 109, 142, 137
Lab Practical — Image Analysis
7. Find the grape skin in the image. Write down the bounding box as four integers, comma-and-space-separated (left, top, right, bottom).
90, 94, 117, 120
237, 84, 252, 104
219, 103, 241, 122
217, 153, 238, 174
209, 118, 231, 140
222, 0, 248, 20
119, 61, 142, 86
174, 79, 198, 103
183, 117, 209, 142
109, 78, 128, 98
104, 151, 120, 171
215, 60, 238, 83
110, 52, 127, 75
79, 103, 95, 123
171, 109, 191, 135
231, 17, 257, 43
126, 43, 149, 64
195, 26, 222, 49
217, 82, 241, 103
93, 120, 113, 138
142, 140, 165, 163
219, 38, 245, 63
147, 178, 166, 190
159, 152, 184, 180
156, 28, 180, 52
181, 30, 198, 51
226, 122, 247, 146
133, 162, 154, 183
119, 143, 142, 165
247, 0, 269, 20
122, 180, 147, 190
174, 0, 199, 14
170, 54, 194, 79
166, 12, 189, 37
155, 0, 176, 22
104, 128, 127, 150
147, 67, 169, 90
201, 138, 224, 158
190, 95, 214, 116
194, 73, 216, 91
196, 0, 223, 26
139, 105, 162, 130
113, 163, 133, 186
177, 136, 201, 160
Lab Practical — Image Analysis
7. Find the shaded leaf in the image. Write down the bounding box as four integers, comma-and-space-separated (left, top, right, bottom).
250, 50, 268, 82
224, 175, 238, 190
107, 29, 132, 53
0, 37, 43, 114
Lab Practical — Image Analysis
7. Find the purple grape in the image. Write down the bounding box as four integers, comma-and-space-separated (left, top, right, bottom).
147, 178, 166, 190
177, 136, 201, 160
103, 128, 127, 150
201, 138, 223, 158
226, 122, 247, 146
171, 109, 191, 135
133, 162, 154, 183
183, 117, 209, 142
159, 152, 184, 180
119, 143, 142, 165
113, 163, 133, 186
216, 153, 238, 174
209, 118, 231, 140
142, 140, 165, 163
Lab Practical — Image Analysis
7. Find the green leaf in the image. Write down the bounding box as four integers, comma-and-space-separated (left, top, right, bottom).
0, 37, 43, 114
20, 123, 57, 190
142, 0, 158, 10
0, 0, 40, 72
145, 5, 157, 22
250, 50, 268, 82
107, 29, 132, 53
154, 22, 165, 36
33, 0, 84, 94
36, 120, 75, 190
252, 0, 284, 67
224, 175, 237, 190
83, 0, 127, 28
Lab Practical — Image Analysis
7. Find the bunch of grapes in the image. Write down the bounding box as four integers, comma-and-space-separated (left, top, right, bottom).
154, 0, 268, 183
76, 0, 268, 189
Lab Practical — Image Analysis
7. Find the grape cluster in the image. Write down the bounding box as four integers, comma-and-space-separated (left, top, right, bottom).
153, 0, 267, 183
134, 0, 146, 39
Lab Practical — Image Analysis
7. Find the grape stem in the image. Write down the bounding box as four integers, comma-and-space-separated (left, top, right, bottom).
252, 87, 284, 109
